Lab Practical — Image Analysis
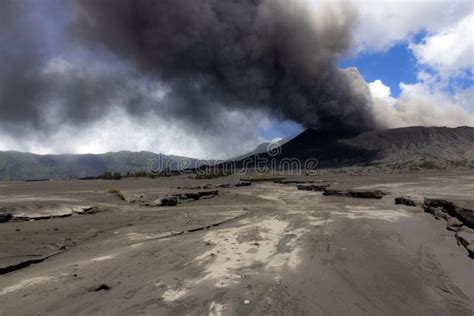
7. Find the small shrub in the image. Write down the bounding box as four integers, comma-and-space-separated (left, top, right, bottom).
107, 187, 125, 201
418, 160, 441, 170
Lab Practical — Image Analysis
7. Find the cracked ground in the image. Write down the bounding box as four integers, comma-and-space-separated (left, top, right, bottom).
0, 170, 473, 315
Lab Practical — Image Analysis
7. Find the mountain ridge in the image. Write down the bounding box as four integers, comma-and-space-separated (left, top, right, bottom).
229, 126, 474, 170
1, 126, 473, 180
0, 151, 200, 181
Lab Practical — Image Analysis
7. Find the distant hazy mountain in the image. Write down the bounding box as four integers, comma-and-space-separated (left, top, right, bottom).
2, 126, 473, 180
0, 151, 199, 181
228, 126, 474, 170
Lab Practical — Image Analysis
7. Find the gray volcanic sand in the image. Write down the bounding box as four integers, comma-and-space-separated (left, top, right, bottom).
0, 171, 473, 315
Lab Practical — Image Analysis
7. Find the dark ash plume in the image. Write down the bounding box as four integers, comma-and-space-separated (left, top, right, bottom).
0, 0, 379, 140
0, 0, 141, 136
72, 0, 378, 132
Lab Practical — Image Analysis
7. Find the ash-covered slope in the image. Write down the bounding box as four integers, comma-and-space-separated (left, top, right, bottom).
0, 151, 199, 181
233, 126, 474, 169
343, 126, 474, 168
232, 138, 288, 161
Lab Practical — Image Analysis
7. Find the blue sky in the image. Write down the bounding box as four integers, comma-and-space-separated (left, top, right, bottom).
339, 42, 419, 98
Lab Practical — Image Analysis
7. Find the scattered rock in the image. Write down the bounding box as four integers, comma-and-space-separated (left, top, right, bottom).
424, 199, 456, 211
173, 190, 219, 202
244, 300, 250, 305
179, 185, 205, 190
425, 200, 474, 258
235, 181, 252, 187
394, 196, 420, 207
323, 189, 387, 199
74, 206, 101, 215
455, 207, 474, 228
297, 184, 330, 191
200, 194, 216, 200
198, 190, 218, 198
181, 192, 201, 201
274, 180, 315, 184
433, 209, 450, 221
0, 208, 13, 223
240, 177, 286, 182
155, 197, 178, 207
446, 217, 463, 231
93, 284, 111, 292
216, 184, 231, 188
466, 244, 474, 258
136, 189, 220, 207
455, 228, 474, 258
455, 228, 474, 247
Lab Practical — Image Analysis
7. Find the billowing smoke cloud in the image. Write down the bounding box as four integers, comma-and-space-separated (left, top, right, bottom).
0, 0, 145, 136
68, 0, 378, 132
0, 0, 381, 148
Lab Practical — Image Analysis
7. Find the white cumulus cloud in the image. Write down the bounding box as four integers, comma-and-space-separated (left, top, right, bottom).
369, 80, 392, 99
351, 0, 473, 53
410, 14, 474, 78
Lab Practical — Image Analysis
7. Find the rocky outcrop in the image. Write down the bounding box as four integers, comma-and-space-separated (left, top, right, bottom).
297, 184, 330, 191
446, 217, 463, 232
423, 199, 474, 258
455, 228, 474, 258
423, 199, 474, 228
0, 205, 100, 223
423, 205, 450, 221
323, 189, 387, 199
394, 196, 420, 207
